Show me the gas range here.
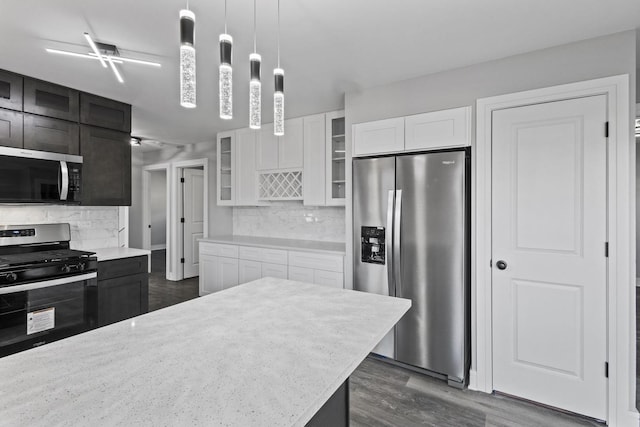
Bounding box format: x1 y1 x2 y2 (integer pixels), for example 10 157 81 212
0 224 97 289
0 223 98 357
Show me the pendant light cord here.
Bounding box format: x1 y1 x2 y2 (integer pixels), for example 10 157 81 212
253 0 257 53
224 0 227 34
277 0 280 67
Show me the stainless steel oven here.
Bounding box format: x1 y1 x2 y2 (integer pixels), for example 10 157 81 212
0 147 82 204
0 224 97 357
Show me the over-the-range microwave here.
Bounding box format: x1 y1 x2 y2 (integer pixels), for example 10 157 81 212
0 147 82 204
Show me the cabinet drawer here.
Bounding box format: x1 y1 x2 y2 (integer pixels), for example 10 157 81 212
24 114 79 155
288 251 344 272
288 266 314 283
261 248 287 265
24 78 79 122
262 263 288 279
80 92 131 132
238 246 261 261
98 255 148 281
314 270 344 289
200 242 239 258
0 109 23 148
0 70 23 111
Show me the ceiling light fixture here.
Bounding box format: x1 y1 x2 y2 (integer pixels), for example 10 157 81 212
46 35 161 83
249 0 261 129
273 0 284 136
219 0 233 120
179 7 197 108
84 32 107 68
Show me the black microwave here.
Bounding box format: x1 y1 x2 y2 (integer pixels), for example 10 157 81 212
0 147 82 204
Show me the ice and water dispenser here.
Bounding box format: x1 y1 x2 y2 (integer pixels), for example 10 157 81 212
361 226 385 264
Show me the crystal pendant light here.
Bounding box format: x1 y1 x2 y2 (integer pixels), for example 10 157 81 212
274 69 284 136
273 0 284 136
219 0 232 119
179 8 196 108
249 53 261 129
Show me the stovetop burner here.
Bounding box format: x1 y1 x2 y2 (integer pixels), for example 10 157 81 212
0 249 95 269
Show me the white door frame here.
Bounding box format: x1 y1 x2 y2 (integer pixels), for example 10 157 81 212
171 158 209 281
473 75 637 426
142 163 171 277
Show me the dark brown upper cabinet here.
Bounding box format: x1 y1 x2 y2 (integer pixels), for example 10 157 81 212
80 125 131 206
0 109 23 148
0 70 23 111
24 78 79 122
80 93 131 133
24 114 79 155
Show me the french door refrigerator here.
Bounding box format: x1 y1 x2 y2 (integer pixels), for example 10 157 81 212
353 148 470 387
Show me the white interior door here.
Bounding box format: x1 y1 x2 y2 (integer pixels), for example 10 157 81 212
183 168 204 279
491 95 608 420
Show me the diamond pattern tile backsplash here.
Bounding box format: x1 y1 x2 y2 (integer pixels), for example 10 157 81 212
0 206 119 250
233 203 345 242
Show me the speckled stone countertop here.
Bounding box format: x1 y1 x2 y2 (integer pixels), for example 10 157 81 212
0 277 410 426
200 235 346 255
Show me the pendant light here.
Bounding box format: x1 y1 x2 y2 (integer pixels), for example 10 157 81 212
219 0 232 119
179 6 196 108
249 0 261 129
273 0 284 136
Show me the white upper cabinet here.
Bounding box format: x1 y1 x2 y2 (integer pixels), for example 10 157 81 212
353 117 404 156
353 106 471 157
235 128 260 205
216 130 235 206
257 118 304 171
404 106 470 151
256 123 279 170
303 113 326 206
278 117 304 169
325 111 346 206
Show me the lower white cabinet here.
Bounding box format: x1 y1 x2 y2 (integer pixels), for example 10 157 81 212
200 254 239 295
239 259 262 283
262 262 288 279
199 241 344 295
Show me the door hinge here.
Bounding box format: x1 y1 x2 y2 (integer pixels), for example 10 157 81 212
180 177 185 183
605 122 609 138
180 258 185 264
180 218 185 223
605 362 609 378
489 259 492 268
605 242 609 258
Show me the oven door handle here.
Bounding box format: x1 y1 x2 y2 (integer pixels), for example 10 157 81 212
0 272 97 295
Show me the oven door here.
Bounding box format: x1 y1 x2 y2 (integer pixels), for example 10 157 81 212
0 147 82 204
0 272 97 357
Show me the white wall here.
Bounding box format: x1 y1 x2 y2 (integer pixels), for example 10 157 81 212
233 204 345 242
0 206 118 250
149 170 167 248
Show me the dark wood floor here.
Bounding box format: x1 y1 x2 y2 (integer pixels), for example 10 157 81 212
146 250 635 426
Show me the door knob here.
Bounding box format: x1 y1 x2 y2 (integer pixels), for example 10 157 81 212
496 260 507 270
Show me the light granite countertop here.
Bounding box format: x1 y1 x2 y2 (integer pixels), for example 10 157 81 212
90 247 151 262
200 235 346 255
0 277 410 426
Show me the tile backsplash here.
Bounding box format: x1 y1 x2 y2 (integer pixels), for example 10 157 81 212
233 203 346 242
0 206 119 250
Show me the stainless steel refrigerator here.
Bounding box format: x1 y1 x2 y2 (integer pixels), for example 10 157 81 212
353 149 470 387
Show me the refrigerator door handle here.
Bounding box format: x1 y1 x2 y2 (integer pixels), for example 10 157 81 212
393 189 402 294
386 190 395 297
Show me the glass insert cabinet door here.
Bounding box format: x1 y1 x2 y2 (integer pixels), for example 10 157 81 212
326 111 345 205
217 132 234 205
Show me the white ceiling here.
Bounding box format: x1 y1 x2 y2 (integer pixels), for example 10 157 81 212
1 0 639 146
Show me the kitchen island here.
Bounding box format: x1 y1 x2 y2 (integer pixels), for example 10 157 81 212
0 277 410 426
